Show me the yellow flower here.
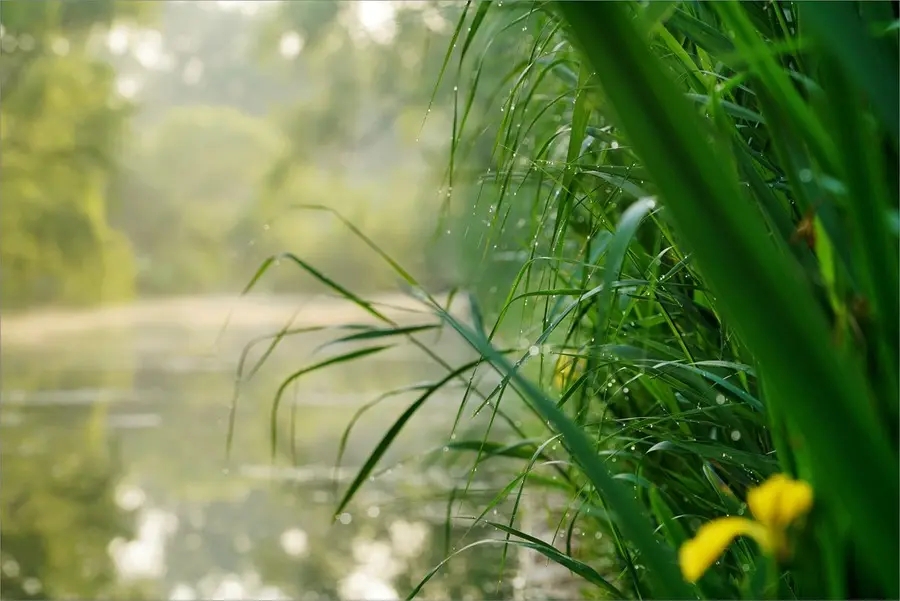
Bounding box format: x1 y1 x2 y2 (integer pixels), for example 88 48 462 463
678 473 814 583
553 354 585 389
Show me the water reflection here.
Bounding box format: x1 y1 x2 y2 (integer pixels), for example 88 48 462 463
2 403 139 600
1 296 553 600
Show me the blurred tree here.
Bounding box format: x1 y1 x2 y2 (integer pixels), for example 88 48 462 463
0 0 156 310
102 1 449 296
260 1 462 174
110 105 286 294
256 1 547 297
0 0 517 305
250 1 476 292
105 1 305 123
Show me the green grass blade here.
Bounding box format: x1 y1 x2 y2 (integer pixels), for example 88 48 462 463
226 324 325 460
313 324 440 353
595 197 657 337
798 2 900 148
553 3 898 594
270 345 392 459
486 521 628 598
333 360 483 520
431 294 694 599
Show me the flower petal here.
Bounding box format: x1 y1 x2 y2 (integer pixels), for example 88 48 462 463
679 517 767 583
747 474 814 530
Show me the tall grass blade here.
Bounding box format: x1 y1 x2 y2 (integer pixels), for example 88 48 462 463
270 345 392 459
553 4 898 593
431 294 693 599
333 359 491 520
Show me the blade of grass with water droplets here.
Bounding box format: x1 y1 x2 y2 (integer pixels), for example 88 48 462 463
553 4 898 592
430 294 693 599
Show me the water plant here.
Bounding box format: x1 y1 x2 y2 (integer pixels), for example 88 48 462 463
242 1 899 598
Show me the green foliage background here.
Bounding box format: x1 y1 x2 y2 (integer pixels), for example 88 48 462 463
0 0 149 309
0 1 477 311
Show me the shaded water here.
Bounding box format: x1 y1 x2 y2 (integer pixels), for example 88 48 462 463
1 295 574 600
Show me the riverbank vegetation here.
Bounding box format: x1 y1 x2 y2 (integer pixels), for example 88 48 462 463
255 2 899 599
3 1 898 599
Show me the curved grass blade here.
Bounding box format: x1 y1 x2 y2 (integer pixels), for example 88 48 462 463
226 324 325 460
313 324 440 354
333 360 483 520
487 521 628 599
554 4 899 592
243 253 386 321
435 439 550 462
430 293 693 599
595 197 658 337
240 244 505 433
405 537 620 601
270 345 392 459
333 381 436 498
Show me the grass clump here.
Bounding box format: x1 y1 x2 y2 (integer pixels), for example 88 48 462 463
239 2 899 599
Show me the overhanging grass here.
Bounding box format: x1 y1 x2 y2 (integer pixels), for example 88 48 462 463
241 2 899 599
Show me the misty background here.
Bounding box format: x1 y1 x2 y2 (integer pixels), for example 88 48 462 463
0 2 572 601
3 0 476 310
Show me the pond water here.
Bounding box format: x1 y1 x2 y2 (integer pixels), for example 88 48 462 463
1 295 575 601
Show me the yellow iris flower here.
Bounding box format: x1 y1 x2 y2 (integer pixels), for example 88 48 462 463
553 354 585 389
679 473 814 583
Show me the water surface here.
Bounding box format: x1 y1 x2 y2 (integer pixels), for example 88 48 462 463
1 295 574 600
